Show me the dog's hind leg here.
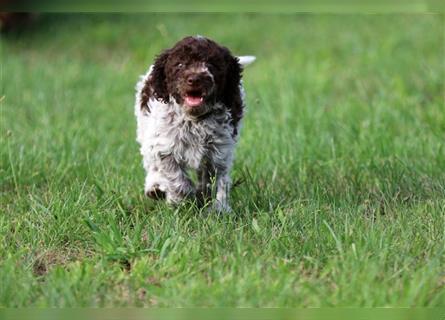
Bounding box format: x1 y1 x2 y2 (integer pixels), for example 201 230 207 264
199 163 232 213
196 158 215 207
214 171 232 213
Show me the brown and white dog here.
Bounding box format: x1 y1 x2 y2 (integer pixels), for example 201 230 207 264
135 36 255 212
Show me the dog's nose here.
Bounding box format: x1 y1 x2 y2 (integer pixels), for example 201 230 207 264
186 74 200 85
186 73 210 86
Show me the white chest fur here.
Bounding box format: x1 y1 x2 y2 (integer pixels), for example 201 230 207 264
136 99 235 171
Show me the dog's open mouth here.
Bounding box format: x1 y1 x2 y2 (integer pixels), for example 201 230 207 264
184 90 204 108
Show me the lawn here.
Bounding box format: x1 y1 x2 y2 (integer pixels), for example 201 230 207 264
1 13 444 307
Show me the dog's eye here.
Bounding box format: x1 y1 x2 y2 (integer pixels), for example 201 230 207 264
176 63 184 69
206 62 219 71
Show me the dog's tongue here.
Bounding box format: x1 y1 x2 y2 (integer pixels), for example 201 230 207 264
185 95 203 107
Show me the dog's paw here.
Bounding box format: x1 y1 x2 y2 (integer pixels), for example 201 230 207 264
211 201 232 214
145 185 166 200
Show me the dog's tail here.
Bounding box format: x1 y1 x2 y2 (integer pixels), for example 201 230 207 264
237 55 256 67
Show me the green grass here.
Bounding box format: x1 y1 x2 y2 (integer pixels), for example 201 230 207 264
1 13 444 307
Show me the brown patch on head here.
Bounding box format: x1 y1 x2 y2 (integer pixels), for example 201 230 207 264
139 36 244 134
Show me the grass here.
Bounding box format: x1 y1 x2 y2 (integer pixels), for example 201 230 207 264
0 13 444 307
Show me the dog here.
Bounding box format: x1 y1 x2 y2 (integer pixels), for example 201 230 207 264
134 35 255 212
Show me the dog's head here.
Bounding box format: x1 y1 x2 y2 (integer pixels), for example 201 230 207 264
141 36 248 118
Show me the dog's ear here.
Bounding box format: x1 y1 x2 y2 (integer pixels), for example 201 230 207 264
149 49 171 103
139 49 171 111
222 53 243 136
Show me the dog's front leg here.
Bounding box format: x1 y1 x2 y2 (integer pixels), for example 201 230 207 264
160 155 195 204
144 155 194 204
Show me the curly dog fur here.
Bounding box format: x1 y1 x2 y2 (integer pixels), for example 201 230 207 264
135 35 255 212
